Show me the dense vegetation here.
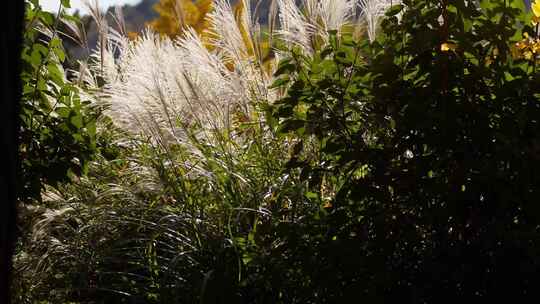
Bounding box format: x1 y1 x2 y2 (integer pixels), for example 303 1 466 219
19 0 98 202
13 0 540 303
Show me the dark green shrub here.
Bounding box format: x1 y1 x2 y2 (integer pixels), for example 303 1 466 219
266 0 540 301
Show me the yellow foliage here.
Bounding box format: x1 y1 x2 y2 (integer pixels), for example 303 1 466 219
510 11 540 62
233 0 255 56
513 32 540 62
232 0 275 73
532 0 540 18
149 0 213 38
440 42 457 52
127 31 139 41
149 0 275 74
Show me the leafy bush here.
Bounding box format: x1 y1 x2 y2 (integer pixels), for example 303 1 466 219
267 0 540 301
19 0 97 202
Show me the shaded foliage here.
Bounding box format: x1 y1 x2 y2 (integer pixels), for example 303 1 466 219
19 0 97 202
265 0 540 301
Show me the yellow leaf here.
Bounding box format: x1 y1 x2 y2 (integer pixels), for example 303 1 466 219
440 42 457 52
532 0 540 18
127 31 139 41
233 0 255 57
149 0 213 38
516 41 527 50
532 41 540 54
532 15 540 26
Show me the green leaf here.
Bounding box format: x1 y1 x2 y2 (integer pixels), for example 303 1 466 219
49 37 62 49
29 48 42 67
47 63 64 85
60 0 71 8
53 46 66 62
56 107 70 118
274 63 296 76
385 4 403 17
34 44 49 57
29 0 40 9
305 191 319 200
270 76 290 88
70 113 83 129
36 78 47 91
38 11 55 26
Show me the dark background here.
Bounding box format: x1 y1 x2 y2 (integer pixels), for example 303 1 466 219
0 0 23 303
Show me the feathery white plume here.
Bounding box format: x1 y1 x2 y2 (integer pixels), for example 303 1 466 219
358 0 397 42
277 0 315 53
81 0 399 147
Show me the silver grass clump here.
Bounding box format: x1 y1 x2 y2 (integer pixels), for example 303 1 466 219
80 0 272 147
93 30 188 143
276 0 395 54
81 0 398 147
358 0 397 42
277 0 316 53
318 0 356 33
209 0 252 61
